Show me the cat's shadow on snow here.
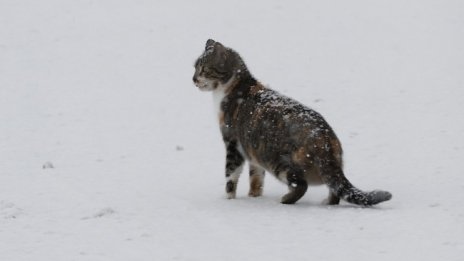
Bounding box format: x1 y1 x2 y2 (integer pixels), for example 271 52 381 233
225 195 390 210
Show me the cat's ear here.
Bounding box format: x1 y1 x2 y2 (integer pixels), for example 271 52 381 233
205 39 216 50
205 39 226 52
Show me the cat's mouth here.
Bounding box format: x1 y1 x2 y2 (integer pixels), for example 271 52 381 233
195 79 217 91
195 82 209 90
198 85 216 91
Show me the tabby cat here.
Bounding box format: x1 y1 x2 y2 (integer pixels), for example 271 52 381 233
193 39 392 205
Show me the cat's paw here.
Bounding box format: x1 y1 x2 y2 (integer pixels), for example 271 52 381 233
248 189 263 197
322 195 340 205
226 192 236 199
321 198 339 205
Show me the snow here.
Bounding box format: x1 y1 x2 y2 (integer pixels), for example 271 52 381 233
1 0 463 260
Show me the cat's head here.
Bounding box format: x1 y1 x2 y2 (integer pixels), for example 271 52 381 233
193 39 247 91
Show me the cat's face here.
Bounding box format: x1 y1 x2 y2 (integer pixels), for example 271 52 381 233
193 39 233 91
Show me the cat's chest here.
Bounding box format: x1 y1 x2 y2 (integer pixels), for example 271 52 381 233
212 88 227 118
212 88 245 128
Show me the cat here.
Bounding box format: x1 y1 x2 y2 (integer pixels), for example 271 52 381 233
193 39 392 206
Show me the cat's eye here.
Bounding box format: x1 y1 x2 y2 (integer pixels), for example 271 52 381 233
203 67 212 73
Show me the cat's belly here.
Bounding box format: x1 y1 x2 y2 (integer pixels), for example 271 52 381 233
237 141 324 186
236 141 271 172
305 167 325 186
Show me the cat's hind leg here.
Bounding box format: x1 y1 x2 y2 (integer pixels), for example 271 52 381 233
225 141 245 199
325 191 340 205
248 164 265 197
279 168 308 204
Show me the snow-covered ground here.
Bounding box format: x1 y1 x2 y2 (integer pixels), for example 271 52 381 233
1 0 463 260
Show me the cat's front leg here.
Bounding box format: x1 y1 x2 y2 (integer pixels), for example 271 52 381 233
225 140 245 199
249 164 265 197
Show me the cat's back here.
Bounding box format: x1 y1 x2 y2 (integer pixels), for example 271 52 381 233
236 85 330 138
228 84 340 165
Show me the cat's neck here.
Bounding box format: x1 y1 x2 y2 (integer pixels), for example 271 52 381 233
229 72 257 96
212 73 257 116
212 75 237 116
213 88 227 118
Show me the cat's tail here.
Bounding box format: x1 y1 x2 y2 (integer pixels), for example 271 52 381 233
319 157 392 206
335 180 392 206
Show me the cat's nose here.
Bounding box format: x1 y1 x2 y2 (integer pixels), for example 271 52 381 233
193 76 198 83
